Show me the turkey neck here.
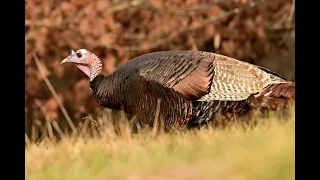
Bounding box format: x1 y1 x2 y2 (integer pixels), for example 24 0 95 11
88 58 103 81
89 73 126 112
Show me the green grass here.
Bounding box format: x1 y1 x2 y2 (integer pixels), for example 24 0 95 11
26 114 294 180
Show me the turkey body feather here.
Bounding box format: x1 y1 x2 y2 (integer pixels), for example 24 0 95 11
78 50 294 131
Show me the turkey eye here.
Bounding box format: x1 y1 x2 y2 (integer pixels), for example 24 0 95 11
76 52 82 58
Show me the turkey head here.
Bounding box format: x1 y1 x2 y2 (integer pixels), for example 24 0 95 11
61 49 102 81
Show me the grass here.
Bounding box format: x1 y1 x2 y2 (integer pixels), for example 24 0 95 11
26 111 295 180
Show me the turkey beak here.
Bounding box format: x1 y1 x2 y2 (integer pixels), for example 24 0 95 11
61 56 71 64
61 50 76 64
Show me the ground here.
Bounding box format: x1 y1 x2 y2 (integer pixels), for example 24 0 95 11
26 113 294 180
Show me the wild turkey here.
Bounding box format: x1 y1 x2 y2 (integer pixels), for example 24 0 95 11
61 49 295 131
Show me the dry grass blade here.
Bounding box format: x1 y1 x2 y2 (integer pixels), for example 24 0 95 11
34 119 46 137
31 123 37 143
81 118 90 137
83 116 102 132
152 98 161 137
32 52 77 134
34 99 54 140
25 19 52 27
25 133 31 147
147 0 232 15
90 121 98 138
51 120 65 139
286 1 295 27
128 115 138 133
189 36 198 51
106 0 149 14
46 117 54 141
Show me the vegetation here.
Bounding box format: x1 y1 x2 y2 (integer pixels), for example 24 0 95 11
26 110 294 180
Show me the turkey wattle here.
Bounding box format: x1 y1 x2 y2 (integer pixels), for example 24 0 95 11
61 49 295 131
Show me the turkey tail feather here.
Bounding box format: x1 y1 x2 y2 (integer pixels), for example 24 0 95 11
247 81 295 111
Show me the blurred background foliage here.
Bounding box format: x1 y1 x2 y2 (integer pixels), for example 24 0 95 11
25 0 295 140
